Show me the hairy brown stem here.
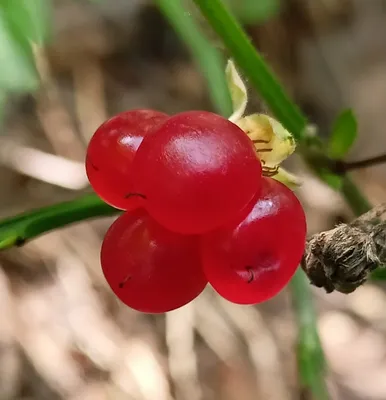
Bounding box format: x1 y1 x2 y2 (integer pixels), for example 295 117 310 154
302 204 386 293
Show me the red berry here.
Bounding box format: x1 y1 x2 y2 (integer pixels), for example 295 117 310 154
100 209 207 313
86 109 169 210
131 110 262 234
201 177 307 305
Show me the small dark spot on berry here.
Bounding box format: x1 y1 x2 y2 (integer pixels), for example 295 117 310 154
119 275 132 288
252 139 269 144
86 155 99 171
86 154 99 171
124 193 147 200
90 162 99 171
245 266 254 283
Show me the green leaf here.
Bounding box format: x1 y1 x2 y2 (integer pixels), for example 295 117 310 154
328 109 358 159
2 0 51 45
0 8 39 92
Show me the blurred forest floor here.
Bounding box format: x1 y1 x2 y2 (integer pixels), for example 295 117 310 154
2 0 386 399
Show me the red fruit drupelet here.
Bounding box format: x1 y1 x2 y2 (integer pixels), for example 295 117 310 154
86 109 169 210
201 177 307 305
100 209 208 313
131 110 263 234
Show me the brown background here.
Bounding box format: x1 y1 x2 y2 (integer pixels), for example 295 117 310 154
1 1 386 399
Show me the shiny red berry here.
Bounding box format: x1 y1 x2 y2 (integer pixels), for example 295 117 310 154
86 109 168 210
100 209 207 313
131 110 262 234
201 177 307 305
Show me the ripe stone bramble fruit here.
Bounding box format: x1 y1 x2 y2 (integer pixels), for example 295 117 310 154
86 109 169 210
201 177 307 304
101 209 208 313
131 110 263 234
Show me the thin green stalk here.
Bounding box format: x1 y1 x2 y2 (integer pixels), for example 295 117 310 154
191 0 370 218
0 194 119 250
342 175 371 216
192 0 307 139
157 0 233 117
291 270 329 399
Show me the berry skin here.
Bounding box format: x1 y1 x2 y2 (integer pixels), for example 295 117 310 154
100 209 207 313
86 109 169 210
201 177 307 305
131 110 263 234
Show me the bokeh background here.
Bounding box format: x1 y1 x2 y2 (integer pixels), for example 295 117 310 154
1 0 386 399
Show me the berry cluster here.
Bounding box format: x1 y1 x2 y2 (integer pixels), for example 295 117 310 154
86 109 307 313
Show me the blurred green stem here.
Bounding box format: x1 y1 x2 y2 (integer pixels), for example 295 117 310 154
192 0 307 138
292 269 329 399
341 176 371 216
0 194 118 250
157 0 233 117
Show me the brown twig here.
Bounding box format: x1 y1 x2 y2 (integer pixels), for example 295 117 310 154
302 203 386 294
334 153 386 174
